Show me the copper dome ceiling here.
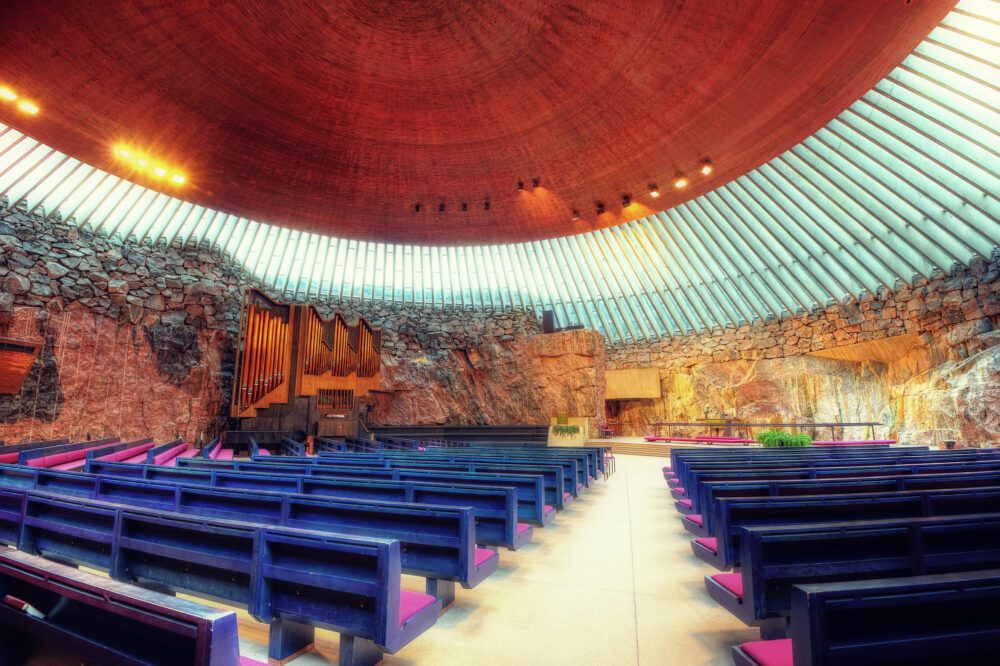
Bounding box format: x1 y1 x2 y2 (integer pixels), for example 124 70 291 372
0 0 955 244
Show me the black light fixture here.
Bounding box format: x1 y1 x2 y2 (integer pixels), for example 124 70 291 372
648 183 660 198
700 158 714 175
484 199 491 210
461 202 468 211
595 201 605 214
438 202 446 212
531 177 540 189
414 203 422 212
621 194 632 208
517 180 524 192
571 209 581 221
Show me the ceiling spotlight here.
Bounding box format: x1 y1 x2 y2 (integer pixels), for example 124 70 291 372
170 173 186 185
461 202 468 212
438 202 446 212
153 166 167 178
484 200 491 210
595 201 605 214
673 174 688 189
648 184 660 198
571 210 581 221
137 158 148 168
622 195 632 208
700 159 714 176
414 203 422 212
0 87 17 102
517 180 524 192
16 100 39 115
531 177 540 189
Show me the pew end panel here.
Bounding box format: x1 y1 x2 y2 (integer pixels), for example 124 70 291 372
253 528 441 665
20 492 118 572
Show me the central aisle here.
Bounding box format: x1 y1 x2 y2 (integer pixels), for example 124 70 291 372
233 454 758 665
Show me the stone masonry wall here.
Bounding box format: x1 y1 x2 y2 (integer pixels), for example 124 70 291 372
606 253 1000 444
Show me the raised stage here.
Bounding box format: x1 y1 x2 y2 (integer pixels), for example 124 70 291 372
586 437 760 458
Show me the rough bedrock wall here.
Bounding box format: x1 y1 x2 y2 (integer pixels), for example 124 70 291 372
0 201 245 443
607 253 1000 444
0 201 602 440
302 299 605 425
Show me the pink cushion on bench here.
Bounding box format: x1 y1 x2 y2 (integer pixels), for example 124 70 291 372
577 482 583 490
256 448 271 456
239 657 269 666
694 537 718 554
683 514 703 527
711 573 743 601
178 448 199 458
543 504 555 515
740 639 792 666
122 452 149 464
678 499 693 508
399 590 436 627
516 522 532 535
812 439 896 446
152 443 188 466
563 492 571 502
673 486 686 495
216 449 235 461
474 548 497 568
0 452 18 464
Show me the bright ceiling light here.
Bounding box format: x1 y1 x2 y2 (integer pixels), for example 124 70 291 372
700 160 714 176
153 166 167 178
170 173 186 185
16 100 39 115
673 174 688 189
0 87 17 102
648 184 660 198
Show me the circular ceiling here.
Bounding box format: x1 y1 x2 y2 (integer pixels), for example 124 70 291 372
0 0 954 244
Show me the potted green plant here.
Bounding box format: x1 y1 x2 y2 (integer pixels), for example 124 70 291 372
755 430 812 448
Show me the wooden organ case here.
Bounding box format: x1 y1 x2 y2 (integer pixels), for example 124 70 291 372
230 289 382 437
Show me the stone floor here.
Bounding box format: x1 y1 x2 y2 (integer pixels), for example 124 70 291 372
226 454 759 665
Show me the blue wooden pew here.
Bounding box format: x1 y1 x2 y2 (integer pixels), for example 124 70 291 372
9 468 499 603
9 490 441 665
732 569 1000 666
696 486 1000 570
707 512 1000 637
315 437 348 453
678 457 1000 512
0 549 240 665
3 463 532 551
686 469 1000 536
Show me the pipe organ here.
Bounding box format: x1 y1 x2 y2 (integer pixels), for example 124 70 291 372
230 289 381 419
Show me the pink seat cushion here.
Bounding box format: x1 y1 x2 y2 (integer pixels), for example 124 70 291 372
678 499 693 508
122 452 149 464
0 452 18 464
740 639 792 666
256 449 271 456
694 537 718 554
216 449 235 461
673 486 686 495
52 459 86 471
563 492 571 501
543 505 555 515
712 573 743 600
577 482 583 490
239 657 269 666
516 522 532 535
177 448 199 458
399 590 436 627
683 514 703 527
474 548 497 568
812 440 895 446
152 443 188 466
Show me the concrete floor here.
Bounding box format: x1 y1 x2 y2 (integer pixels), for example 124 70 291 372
231 454 759 665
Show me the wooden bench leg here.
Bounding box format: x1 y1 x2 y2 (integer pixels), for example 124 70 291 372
268 618 315 665
758 617 789 640
425 578 456 608
339 635 383 666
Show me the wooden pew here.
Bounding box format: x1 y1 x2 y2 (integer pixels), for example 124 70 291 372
8 490 440 665
731 569 1000 666
18 437 120 469
0 549 240 665
698 486 1000 570
707 512 1000 636
686 469 1000 536
0 438 70 464
677 456 1000 512
88 437 157 465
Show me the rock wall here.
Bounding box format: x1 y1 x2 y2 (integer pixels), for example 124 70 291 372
0 203 602 444
607 254 1000 445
